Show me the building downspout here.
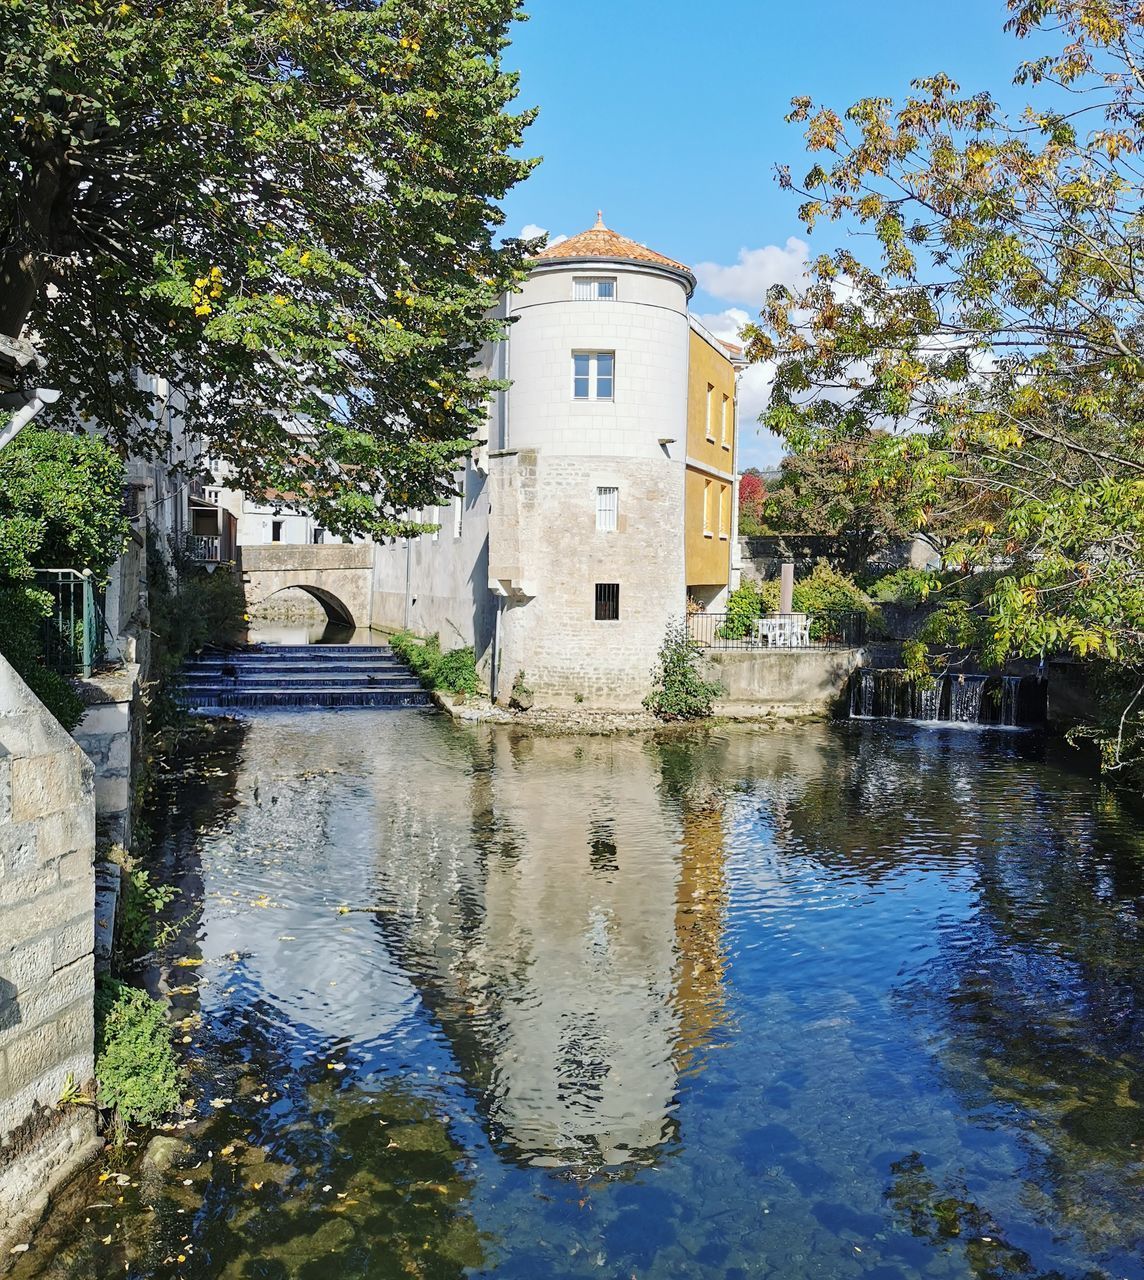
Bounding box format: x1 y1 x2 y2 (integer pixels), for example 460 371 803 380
491 594 503 704
403 537 412 630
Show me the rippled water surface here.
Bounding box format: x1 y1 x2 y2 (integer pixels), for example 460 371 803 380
15 714 1144 1279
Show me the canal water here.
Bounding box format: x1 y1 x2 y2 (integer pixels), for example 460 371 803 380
13 714 1144 1279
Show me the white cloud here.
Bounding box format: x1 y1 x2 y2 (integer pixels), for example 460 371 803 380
694 237 809 308
518 223 567 248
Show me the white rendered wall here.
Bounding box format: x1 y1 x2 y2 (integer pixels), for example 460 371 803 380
504 264 690 461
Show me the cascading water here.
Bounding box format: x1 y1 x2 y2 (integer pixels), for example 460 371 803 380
850 669 1039 727
177 644 433 712
949 674 988 723
851 668 876 718
914 676 945 722
1000 675 1022 727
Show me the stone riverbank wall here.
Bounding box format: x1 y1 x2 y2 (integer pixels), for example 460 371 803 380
0 656 100 1255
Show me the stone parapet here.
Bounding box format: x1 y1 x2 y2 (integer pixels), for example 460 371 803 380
0 656 98 1255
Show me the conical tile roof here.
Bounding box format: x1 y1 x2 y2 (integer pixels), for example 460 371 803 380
533 212 694 286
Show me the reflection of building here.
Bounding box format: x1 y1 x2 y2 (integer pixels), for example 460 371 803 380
370 215 745 709
370 727 729 1169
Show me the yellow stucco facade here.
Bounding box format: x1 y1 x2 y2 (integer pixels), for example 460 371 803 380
685 326 737 597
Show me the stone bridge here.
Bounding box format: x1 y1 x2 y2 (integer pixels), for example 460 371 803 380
239 543 374 629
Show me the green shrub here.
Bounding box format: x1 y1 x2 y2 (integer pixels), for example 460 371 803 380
118 861 179 955
719 581 767 639
0 584 84 729
434 646 480 695
149 553 247 667
389 631 481 695
644 620 723 720
868 567 937 605
94 978 181 1129
719 564 872 642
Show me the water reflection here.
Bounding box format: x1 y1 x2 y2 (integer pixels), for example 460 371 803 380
368 729 730 1168
242 619 364 645
12 715 1144 1279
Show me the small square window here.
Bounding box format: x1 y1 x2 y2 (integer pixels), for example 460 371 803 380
573 277 616 301
596 486 618 532
594 582 620 621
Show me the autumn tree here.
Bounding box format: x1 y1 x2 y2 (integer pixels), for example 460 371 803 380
760 435 952 567
747 0 1144 770
1 0 536 535
737 469 768 536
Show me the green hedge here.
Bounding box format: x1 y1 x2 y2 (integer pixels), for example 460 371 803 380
720 563 875 640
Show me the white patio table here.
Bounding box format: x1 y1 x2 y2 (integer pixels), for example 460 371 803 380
756 613 811 648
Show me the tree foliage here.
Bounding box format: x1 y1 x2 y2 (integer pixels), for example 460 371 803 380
1 0 536 535
0 427 128 728
762 435 936 565
747 0 1144 771
738 469 768 536
0 427 128 579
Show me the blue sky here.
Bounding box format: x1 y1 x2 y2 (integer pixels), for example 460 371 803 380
499 0 1044 467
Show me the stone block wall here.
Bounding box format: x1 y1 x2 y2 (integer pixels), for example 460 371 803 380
73 664 141 849
492 451 687 709
0 656 99 1254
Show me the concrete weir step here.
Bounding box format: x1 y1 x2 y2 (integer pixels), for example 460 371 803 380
177 642 433 712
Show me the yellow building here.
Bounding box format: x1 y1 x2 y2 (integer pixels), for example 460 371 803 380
685 320 744 608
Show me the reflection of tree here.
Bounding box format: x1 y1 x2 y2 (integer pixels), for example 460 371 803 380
893 768 1144 1257
885 1152 1095 1280
13 974 486 1280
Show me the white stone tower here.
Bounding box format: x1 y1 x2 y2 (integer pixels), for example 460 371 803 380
487 215 695 707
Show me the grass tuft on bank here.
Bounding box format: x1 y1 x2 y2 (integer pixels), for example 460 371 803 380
389 631 481 696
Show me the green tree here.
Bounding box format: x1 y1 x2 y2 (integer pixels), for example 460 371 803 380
1 0 536 535
762 435 940 568
747 0 1144 771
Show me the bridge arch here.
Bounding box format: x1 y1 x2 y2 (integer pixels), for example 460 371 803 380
239 544 374 633
260 585 355 627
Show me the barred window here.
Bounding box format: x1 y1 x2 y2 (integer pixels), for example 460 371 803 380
596 486 618 532
594 582 620 621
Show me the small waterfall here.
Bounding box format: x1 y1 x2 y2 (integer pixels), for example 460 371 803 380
914 675 945 722
850 669 1032 727
1000 675 1022 727
851 669 876 717
949 674 987 722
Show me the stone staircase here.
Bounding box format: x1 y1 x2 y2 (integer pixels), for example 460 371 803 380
177 644 433 711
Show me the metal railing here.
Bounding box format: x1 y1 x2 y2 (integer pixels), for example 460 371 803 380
185 533 221 562
689 609 868 652
33 568 108 678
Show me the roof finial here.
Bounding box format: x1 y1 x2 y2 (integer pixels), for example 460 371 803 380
594 209 605 228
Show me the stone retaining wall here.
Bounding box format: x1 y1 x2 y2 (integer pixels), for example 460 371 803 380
701 647 864 718
0 656 100 1255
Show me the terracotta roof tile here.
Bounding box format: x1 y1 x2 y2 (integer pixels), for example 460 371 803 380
533 212 693 280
